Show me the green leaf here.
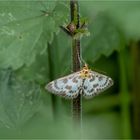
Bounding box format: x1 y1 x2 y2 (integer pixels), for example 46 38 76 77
80 1 140 40
0 68 41 128
0 1 69 69
16 52 50 85
82 13 124 62
108 2 140 40
15 32 71 84
73 28 90 39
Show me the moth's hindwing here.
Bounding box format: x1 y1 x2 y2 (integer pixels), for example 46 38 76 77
46 72 82 99
83 71 113 98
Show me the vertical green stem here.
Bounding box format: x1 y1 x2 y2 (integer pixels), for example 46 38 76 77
131 41 140 138
70 0 82 126
119 48 131 138
47 43 57 119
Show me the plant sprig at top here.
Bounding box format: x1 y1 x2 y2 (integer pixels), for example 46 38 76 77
45 64 113 99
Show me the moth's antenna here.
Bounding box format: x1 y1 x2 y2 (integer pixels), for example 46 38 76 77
76 45 87 67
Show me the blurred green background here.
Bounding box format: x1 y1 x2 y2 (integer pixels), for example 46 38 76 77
0 0 140 139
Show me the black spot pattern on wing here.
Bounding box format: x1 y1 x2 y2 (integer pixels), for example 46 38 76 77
83 71 114 99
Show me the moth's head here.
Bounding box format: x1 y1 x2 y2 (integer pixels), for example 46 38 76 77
80 64 91 78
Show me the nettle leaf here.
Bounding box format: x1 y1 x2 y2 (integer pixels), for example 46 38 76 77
107 2 140 40
17 33 71 85
0 1 69 69
80 1 140 40
82 13 124 62
16 52 50 85
0 68 41 128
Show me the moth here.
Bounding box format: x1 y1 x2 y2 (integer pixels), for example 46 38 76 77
45 64 113 99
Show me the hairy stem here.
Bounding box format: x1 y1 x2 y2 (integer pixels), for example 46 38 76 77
70 0 82 126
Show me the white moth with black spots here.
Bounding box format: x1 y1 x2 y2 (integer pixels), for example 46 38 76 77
45 64 113 99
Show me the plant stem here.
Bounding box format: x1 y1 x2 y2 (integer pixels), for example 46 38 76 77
47 43 57 119
119 48 131 138
131 41 140 138
70 0 82 126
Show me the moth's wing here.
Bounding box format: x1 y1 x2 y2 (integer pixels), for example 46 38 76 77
45 72 82 99
83 71 113 99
